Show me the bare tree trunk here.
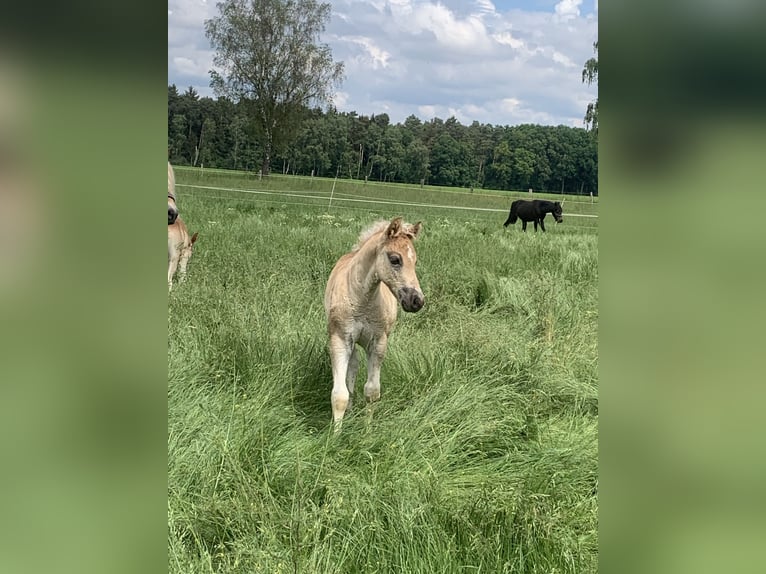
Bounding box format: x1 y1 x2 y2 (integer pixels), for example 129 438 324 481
367 140 380 179
194 122 205 167
357 143 363 179
261 153 270 176
261 128 272 176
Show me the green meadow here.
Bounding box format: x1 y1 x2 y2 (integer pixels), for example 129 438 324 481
168 168 598 573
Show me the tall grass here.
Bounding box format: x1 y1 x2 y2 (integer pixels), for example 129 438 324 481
168 172 598 573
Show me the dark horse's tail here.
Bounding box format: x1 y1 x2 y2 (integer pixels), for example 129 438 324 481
503 202 518 227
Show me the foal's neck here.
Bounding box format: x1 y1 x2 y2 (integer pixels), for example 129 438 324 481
350 234 384 299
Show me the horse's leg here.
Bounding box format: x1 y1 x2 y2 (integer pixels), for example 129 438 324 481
178 251 191 283
534 219 539 232
346 345 359 411
329 333 352 429
168 250 180 291
540 217 546 232
364 335 388 404
522 220 528 232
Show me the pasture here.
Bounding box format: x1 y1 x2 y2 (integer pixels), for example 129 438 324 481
168 169 598 573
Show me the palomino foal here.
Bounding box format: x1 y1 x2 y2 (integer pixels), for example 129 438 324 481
324 217 424 430
167 161 198 290
168 217 198 290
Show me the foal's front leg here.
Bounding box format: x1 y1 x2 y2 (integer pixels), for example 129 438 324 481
539 217 546 232
168 250 180 291
178 251 192 283
346 346 359 411
364 335 388 404
329 333 353 429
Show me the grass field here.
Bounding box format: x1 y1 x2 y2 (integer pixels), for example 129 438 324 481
168 169 598 573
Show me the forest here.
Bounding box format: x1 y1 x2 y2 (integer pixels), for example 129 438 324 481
168 84 598 195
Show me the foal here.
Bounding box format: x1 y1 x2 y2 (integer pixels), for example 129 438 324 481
324 217 424 430
168 217 198 290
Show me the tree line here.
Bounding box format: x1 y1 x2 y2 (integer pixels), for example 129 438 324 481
168 84 598 195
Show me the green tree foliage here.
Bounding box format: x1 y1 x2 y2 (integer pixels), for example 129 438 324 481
169 114 188 165
582 41 598 136
205 0 344 175
167 86 599 195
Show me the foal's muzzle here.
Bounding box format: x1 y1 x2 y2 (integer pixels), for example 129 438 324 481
554 215 563 223
398 287 424 313
168 205 178 225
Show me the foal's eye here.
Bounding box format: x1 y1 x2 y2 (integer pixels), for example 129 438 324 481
388 253 402 267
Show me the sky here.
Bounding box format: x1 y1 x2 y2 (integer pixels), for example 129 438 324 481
168 0 598 128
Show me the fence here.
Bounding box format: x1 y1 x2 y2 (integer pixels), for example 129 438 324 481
174 167 599 226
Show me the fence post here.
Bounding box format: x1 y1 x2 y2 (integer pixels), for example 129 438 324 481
329 166 340 208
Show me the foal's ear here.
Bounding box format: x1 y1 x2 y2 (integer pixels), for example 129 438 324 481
387 217 403 238
191 232 199 244
410 221 422 238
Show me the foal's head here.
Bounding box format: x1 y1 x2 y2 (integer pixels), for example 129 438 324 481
168 194 178 225
376 217 424 313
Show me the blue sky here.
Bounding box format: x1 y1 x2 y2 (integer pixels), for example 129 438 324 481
168 0 598 127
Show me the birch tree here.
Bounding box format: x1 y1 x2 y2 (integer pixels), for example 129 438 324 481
205 0 344 175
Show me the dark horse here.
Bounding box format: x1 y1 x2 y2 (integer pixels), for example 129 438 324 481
503 199 563 232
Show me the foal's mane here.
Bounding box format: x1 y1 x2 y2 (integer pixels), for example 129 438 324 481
352 219 418 251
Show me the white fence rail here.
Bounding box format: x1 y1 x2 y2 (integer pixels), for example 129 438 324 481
178 183 599 219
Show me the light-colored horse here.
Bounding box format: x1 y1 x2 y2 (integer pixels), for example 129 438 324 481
167 162 199 290
168 162 179 224
168 217 198 290
324 217 424 429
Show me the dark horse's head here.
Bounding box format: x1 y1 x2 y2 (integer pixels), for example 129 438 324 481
168 194 178 225
552 201 563 223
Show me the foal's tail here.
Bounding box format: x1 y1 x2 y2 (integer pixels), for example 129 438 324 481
503 202 518 227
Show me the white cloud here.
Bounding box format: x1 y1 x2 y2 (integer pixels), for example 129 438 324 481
552 50 576 67
500 98 521 112
473 0 496 15
555 0 583 20
173 56 211 78
386 1 491 53
332 91 350 109
418 104 437 118
167 0 219 94
167 0 598 126
337 36 391 69
493 31 524 50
